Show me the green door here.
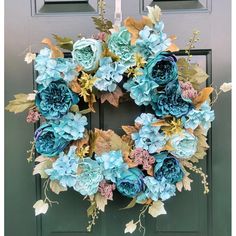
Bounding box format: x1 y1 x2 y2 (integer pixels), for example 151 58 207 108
5 0 231 236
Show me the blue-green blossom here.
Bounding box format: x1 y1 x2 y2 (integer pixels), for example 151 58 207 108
136 21 171 59
72 38 102 72
35 123 69 157
116 168 145 198
169 130 198 159
154 152 184 184
123 73 159 106
73 158 103 196
131 113 167 153
45 146 79 187
35 48 77 87
108 27 135 66
94 57 126 92
182 101 215 134
52 112 88 141
95 150 128 183
35 80 78 120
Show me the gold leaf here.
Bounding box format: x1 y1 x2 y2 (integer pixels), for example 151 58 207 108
124 16 153 45
100 86 123 107
193 87 214 108
41 38 64 58
122 125 138 135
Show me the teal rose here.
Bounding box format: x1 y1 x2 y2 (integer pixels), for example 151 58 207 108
108 27 135 66
145 52 178 85
35 123 69 157
116 168 145 198
169 130 198 159
72 38 102 72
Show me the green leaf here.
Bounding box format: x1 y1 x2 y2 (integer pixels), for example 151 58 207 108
5 93 35 113
87 202 96 217
92 17 113 34
121 198 136 210
52 34 74 51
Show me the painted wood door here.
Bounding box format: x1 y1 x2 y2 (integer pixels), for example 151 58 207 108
5 0 231 236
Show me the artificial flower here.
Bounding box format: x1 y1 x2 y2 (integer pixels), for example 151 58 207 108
116 168 145 198
72 38 102 72
45 146 79 187
179 80 198 100
26 109 40 123
52 112 88 141
94 57 126 92
34 123 69 157
35 80 78 120
98 180 116 200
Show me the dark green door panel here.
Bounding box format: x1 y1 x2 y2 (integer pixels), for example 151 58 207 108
5 0 231 236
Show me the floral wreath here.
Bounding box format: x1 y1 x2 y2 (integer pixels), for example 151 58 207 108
6 3 231 235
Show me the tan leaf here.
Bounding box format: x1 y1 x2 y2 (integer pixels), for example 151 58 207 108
33 200 49 216
122 125 138 135
33 159 53 178
166 35 179 52
148 200 167 218
50 180 67 194
147 5 161 24
176 173 193 192
95 192 108 212
124 16 153 45
100 86 123 107
124 220 137 234
24 52 36 64
191 64 209 85
193 87 214 108
220 82 232 92
41 38 64 58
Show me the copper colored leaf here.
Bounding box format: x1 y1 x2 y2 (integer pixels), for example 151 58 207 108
193 87 214 108
122 125 138 135
100 86 123 107
41 38 64 58
166 35 179 52
124 16 153 45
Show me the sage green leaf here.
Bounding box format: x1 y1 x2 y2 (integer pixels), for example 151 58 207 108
53 34 74 51
92 17 113 34
87 202 96 217
121 198 136 210
5 93 35 113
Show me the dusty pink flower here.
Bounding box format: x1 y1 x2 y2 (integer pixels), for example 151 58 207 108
99 180 116 200
130 148 155 170
92 32 106 42
179 81 198 100
26 110 41 123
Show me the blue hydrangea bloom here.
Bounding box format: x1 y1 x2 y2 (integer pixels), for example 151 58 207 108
123 73 159 106
154 152 184 184
52 112 87 141
45 146 79 187
182 101 215 134
131 113 167 153
35 80 79 120
136 21 171 59
35 48 77 87
169 130 198 159
94 57 126 92
116 168 145 198
73 158 103 196
151 80 193 118
108 27 135 67
95 150 128 183
143 176 176 201
35 123 69 157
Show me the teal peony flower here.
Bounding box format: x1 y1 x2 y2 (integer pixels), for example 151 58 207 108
154 152 184 184
72 38 102 72
94 57 126 92
136 21 171 59
151 80 193 118
123 73 159 106
169 130 198 159
34 123 69 157
73 158 103 196
35 80 78 120
52 112 88 141
131 113 167 154
95 150 128 183
182 101 215 134
35 47 77 87
145 52 178 86
45 146 79 187
116 168 145 198
143 176 176 201
108 27 135 66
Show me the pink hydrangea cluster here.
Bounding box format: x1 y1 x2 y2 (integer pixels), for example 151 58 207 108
130 148 155 170
99 180 116 200
26 109 41 123
179 81 198 100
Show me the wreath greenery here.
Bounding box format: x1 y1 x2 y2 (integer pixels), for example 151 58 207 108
6 3 231 235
